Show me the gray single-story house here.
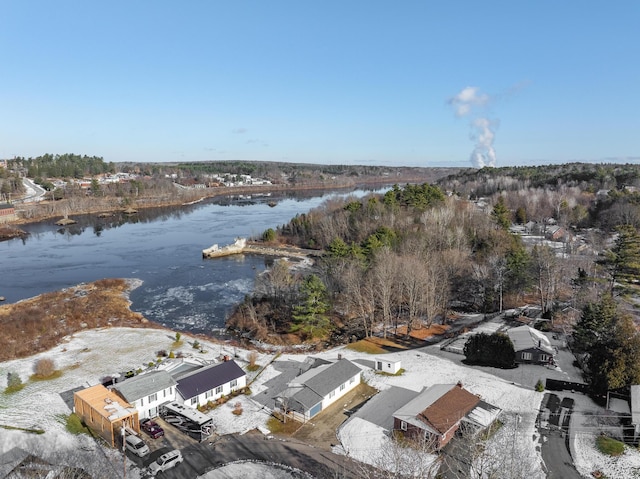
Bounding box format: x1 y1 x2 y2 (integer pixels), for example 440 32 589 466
275 358 362 422
507 325 555 365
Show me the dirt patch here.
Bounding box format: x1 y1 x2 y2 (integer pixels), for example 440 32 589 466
287 383 377 450
0 278 158 361
395 323 449 340
346 336 409 354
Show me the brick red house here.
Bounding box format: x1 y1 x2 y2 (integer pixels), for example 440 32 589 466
0 203 15 223
393 383 500 450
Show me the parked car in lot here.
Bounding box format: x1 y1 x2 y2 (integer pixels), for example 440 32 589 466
141 418 165 439
148 450 183 475
124 434 150 457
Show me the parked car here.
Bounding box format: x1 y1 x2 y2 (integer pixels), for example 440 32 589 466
124 434 150 457
141 419 165 439
148 450 183 475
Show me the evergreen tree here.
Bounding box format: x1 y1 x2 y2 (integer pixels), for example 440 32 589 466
464 332 515 368
599 224 640 292
291 275 330 338
575 295 640 396
491 196 511 229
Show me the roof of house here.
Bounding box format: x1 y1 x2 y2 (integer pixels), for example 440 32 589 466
113 370 177 403
284 359 362 411
74 384 138 422
631 385 640 425
394 383 481 435
464 399 502 428
349 386 420 431
176 360 245 400
506 325 554 355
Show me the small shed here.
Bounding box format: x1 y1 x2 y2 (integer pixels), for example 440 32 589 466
375 356 402 375
73 384 140 447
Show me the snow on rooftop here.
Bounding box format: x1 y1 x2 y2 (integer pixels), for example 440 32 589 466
2 327 640 478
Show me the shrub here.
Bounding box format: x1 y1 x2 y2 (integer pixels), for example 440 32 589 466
247 351 260 371
262 228 276 242
596 434 625 456
192 340 200 350
232 401 243 416
535 379 545 392
168 351 175 359
175 332 181 342
5 372 25 394
34 358 56 378
64 413 90 435
463 333 516 368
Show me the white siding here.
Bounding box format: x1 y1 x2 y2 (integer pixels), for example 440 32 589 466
321 371 361 410
185 376 247 407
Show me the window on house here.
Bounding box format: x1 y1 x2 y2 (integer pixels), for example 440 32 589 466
540 354 549 362
140 397 144 406
205 390 213 399
522 352 532 360
215 385 223 394
350 376 355 384
401 421 407 431
340 383 345 391
329 390 335 399
148 393 157 403
191 397 198 406
230 379 237 389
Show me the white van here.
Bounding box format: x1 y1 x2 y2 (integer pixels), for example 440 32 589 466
124 433 150 457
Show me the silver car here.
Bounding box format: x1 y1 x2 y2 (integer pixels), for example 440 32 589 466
124 434 150 457
148 450 183 475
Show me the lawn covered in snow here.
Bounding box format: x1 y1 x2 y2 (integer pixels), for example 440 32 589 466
2 326 640 478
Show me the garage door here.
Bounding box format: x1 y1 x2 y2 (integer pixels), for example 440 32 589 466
309 402 322 418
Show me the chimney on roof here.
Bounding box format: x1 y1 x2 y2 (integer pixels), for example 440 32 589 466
338 353 342 360
456 381 463 388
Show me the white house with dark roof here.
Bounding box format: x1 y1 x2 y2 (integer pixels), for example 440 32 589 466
275 358 362 422
176 359 246 407
111 370 177 420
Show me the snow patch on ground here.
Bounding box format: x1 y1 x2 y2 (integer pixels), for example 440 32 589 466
2 327 640 478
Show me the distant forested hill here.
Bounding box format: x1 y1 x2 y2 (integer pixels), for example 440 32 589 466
10 154 115 179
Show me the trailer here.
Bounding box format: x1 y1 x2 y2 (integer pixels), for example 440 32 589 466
160 401 213 442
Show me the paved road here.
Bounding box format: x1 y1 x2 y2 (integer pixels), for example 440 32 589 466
540 429 582 479
145 432 366 479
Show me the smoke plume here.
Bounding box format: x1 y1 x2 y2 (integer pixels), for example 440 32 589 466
449 86 497 168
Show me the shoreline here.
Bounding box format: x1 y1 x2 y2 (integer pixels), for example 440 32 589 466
7 178 404 227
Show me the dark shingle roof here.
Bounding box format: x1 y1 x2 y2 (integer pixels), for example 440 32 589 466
288 359 361 411
176 360 245 400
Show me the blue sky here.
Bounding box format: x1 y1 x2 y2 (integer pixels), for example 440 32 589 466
1 1 638 168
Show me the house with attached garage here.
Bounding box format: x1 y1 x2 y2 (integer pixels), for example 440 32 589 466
393 382 501 450
275 358 362 422
111 370 177 419
506 325 555 365
175 359 246 407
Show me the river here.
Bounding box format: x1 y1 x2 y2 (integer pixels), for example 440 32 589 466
2 188 383 335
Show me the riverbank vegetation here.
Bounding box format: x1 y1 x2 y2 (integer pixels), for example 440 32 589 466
0 278 153 361
228 163 640 401
2 155 458 226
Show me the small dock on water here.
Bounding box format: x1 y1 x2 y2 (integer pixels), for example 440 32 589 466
202 238 321 259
